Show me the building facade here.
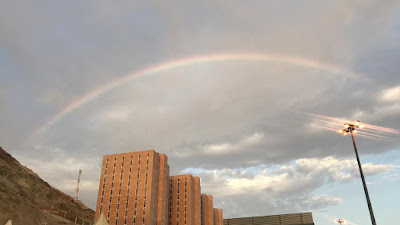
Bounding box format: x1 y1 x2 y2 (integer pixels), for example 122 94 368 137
223 213 314 225
201 194 213 225
213 208 223 225
95 150 169 225
168 175 201 225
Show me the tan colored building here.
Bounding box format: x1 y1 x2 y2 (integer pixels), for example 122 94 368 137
213 208 223 225
201 194 213 225
95 150 169 225
222 212 314 225
168 175 201 225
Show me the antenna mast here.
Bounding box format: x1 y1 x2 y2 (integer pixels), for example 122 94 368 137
74 169 82 202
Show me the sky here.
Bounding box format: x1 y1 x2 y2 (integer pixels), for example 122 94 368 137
1 1 400 225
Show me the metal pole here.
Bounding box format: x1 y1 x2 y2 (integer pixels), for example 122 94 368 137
350 132 377 225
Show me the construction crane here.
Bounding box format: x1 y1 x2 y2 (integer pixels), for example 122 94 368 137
74 169 82 202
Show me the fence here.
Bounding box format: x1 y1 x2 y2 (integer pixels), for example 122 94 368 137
39 206 93 225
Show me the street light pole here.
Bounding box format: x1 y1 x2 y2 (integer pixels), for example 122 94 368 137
350 131 377 225
337 121 377 225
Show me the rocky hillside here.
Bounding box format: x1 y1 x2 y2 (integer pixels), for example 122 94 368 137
0 147 95 225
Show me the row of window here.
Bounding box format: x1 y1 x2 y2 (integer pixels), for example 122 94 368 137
123 156 133 225
169 177 190 225
115 156 126 225
133 154 142 225
107 157 117 220
100 153 157 225
142 155 150 224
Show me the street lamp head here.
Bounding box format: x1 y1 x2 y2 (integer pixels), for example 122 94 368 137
336 218 345 224
338 121 365 136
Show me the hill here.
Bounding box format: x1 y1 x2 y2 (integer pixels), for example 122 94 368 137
0 147 95 225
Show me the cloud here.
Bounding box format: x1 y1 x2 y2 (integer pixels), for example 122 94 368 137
203 132 265 155
380 86 400 102
361 163 391 175
219 156 390 196
185 155 393 217
95 107 133 121
1 0 400 221
302 195 343 208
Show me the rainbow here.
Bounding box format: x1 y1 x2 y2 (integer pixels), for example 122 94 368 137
32 52 369 138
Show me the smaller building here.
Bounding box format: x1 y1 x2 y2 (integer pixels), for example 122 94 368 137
169 174 201 225
201 194 213 225
223 212 314 225
213 208 223 225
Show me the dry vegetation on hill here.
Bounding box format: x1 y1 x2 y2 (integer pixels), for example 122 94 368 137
0 147 95 225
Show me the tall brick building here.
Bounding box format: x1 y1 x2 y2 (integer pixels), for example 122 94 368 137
95 150 223 225
95 150 169 225
169 175 201 225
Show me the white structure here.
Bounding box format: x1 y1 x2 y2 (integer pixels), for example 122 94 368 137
94 212 109 225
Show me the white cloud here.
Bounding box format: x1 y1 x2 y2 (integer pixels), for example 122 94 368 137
203 132 265 155
190 155 395 217
195 156 392 199
204 143 232 154
242 132 264 144
380 86 400 102
102 108 132 120
92 107 133 121
361 163 391 175
174 132 267 158
303 195 343 207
